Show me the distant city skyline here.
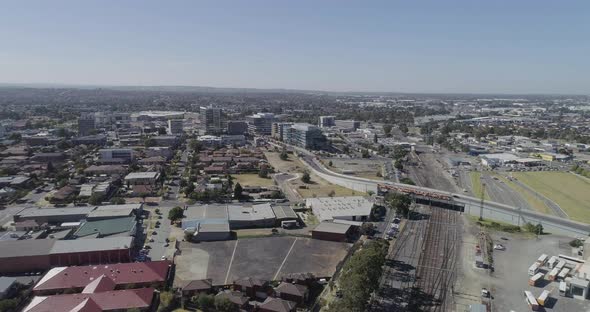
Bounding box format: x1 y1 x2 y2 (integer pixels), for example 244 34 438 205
1 0 589 94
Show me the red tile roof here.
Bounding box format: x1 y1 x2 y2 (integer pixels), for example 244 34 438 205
34 261 170 293
81 275 116 294
25 288 154 312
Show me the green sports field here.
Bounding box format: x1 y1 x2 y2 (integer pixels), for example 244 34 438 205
512 172 590 223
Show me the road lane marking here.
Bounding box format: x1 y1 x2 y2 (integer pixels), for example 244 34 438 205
273 237 298 280
224 240 239 284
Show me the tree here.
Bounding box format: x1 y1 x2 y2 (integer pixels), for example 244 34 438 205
399 123 409 134
535 223 544 235
393 146 409 160
56 127 71 138
394 159 403 170
110 197 125 205
328 190 336 197
360 222 375 236
258 166 269 178
193 293 215 312
361 149 370 158
184 182 195 195
8 133 22 143
234 183 243 199
189 139 201 152
88 193 104 205
280 149 289 161
385 193 411 216
326 240 388 312
168 206 184 221
301 171 311 184
399 177 415 185
56 140 72 150
383 124 393 137
144 137 156 148
0 299 18 312
328 160 333 167
214 297 237 312
47 161 55 173
158 291 175 312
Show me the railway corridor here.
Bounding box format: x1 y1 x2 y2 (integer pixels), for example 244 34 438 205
411 207 461 312
370 206 461 312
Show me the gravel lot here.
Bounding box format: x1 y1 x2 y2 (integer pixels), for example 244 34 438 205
454 217 590 312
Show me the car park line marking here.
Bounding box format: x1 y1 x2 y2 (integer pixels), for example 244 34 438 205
273 238 298 281
224 240 239 284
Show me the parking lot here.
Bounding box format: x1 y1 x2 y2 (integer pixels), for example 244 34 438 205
174 236 350 287
455 218 590 312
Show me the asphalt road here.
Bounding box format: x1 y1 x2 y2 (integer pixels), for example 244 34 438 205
273 172 300 202
481 173 532 211
287 145 590 237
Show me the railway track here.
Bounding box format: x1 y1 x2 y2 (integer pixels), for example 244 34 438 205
411 207 460 311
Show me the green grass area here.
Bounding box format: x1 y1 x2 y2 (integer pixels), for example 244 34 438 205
354 173 384 181
466 215 535 236
469 172 490 200
493 174 552 215
512 172 590 223
298 184 365 198
232 173 275 187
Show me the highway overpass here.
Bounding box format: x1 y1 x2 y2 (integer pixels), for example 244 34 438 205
293 152 590 238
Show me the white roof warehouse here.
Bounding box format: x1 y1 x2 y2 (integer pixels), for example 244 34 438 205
305 196 373 222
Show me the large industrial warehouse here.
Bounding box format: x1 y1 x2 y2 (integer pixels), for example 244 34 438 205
0 237 133 274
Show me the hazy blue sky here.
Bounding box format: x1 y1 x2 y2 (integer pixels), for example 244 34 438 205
1 1 589 94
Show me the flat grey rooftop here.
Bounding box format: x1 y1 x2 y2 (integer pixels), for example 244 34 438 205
313 222 352 234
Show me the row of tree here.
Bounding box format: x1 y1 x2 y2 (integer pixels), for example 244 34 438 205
326 239 389 312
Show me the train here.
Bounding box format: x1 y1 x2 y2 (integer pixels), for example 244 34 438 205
377 183 452 201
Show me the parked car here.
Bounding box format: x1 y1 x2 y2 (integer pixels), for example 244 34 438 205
494 244 505 250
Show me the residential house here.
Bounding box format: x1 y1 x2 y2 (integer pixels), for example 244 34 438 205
233 277 270 299
181 279 213 297
274 282 309 305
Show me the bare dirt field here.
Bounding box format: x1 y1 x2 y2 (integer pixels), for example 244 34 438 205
265 151 362 198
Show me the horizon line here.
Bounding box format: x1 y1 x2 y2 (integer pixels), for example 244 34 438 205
0 82 587 97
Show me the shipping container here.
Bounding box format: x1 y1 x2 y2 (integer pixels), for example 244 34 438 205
558 268 570 280
537 254 548 265
524 290 539 311
548 267 560 281
547 256 558 268
528 262 540 276
559 281 568 297
529 272 544 286
556 260 566 270
537 290 550 306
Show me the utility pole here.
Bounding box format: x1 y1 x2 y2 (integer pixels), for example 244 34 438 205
479 181 486 221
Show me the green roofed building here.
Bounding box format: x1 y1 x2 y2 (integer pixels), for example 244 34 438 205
74 217 137 238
